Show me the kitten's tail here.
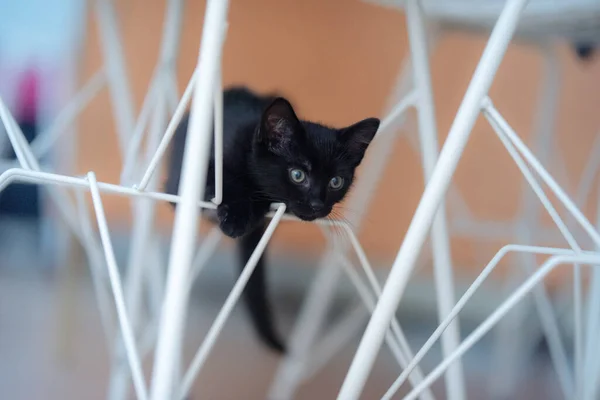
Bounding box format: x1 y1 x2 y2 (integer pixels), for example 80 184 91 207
239 222 286 353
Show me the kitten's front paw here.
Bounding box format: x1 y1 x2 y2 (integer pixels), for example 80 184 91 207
217 203 252 238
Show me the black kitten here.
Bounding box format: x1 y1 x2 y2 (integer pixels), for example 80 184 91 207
165 87 379 352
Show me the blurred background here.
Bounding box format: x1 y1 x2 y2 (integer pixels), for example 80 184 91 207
1 0 600 399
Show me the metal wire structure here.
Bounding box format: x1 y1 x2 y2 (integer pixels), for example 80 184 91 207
3 0 600 399
336 1 600 400
269 1 600 400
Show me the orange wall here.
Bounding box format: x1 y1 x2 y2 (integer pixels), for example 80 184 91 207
76 0 600 277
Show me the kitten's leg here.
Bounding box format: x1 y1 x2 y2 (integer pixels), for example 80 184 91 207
217 199 269 238
239 222 286 352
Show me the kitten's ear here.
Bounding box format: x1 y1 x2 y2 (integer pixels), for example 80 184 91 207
259 97 302 153
340 118 380 165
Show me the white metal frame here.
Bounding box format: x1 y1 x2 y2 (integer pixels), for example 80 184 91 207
3 0 600 399
337 1 600 399
269 1 468 398
1 0 401 399
338 0 529 396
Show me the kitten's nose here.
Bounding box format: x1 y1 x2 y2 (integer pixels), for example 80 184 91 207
310 200 324 211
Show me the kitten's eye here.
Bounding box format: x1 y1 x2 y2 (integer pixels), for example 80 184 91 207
329 176 344 190
289 168 306 184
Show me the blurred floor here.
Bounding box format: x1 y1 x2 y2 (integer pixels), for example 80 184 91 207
0 223 562 400
0 276 562 399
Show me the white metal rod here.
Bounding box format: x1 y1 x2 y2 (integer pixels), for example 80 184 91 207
0 108 120 354
402 254 600 400
121 0 184 185
266 62 415 396
338 255 435 400
157 0 184 65
561 136 600 382
338 2 528 397
344 58 414 231
266 64 418 399
109 95 170 400
487 268 534 399
583 157 600 400
120 77 160 184
406 2 464 398
0 168 215 209
581 156 600 397
487 104 580 398
146 236 166 321
490 43 564 397
0 97 33 169
48 186 123 348
1 96 124 365
267 251 344 400
115 6 185 391
526 266 573 399
486 107 582 248
189 227 222 286
139 313 160 361
271 57 410 395
403 117 474 225
588 182 600 400
14 120 41 171
87 172 148 400
134 228 221 365
267 68 418 400
179 204 286 399
121 239 166 371
129 97 168 310
489 90 595 389
487 44 563 398
483 100 600 248
377 90 417 136
166 72 180 115
382 245 590 399
94 0 136 155
113 8 194 389
340 224 434 399
31 69 107 158
0 110 159 400
303 303 367 382
575 130 600 208
585 287 600 397
136 68 198 191
149 0 230 397
213 69 223 204
74 189 115 346
339 256 411 366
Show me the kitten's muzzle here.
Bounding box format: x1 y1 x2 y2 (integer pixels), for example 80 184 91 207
292 204 331 221
295 213 319 221
309 199 325 212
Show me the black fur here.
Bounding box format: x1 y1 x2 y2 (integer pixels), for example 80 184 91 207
239 222 285 351
165 87 379 352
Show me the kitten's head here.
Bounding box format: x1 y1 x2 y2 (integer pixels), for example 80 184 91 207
252 97 379 221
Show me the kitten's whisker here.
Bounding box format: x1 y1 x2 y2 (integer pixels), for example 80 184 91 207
333 205 375 228
335 205 364 214
324 213 348 240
